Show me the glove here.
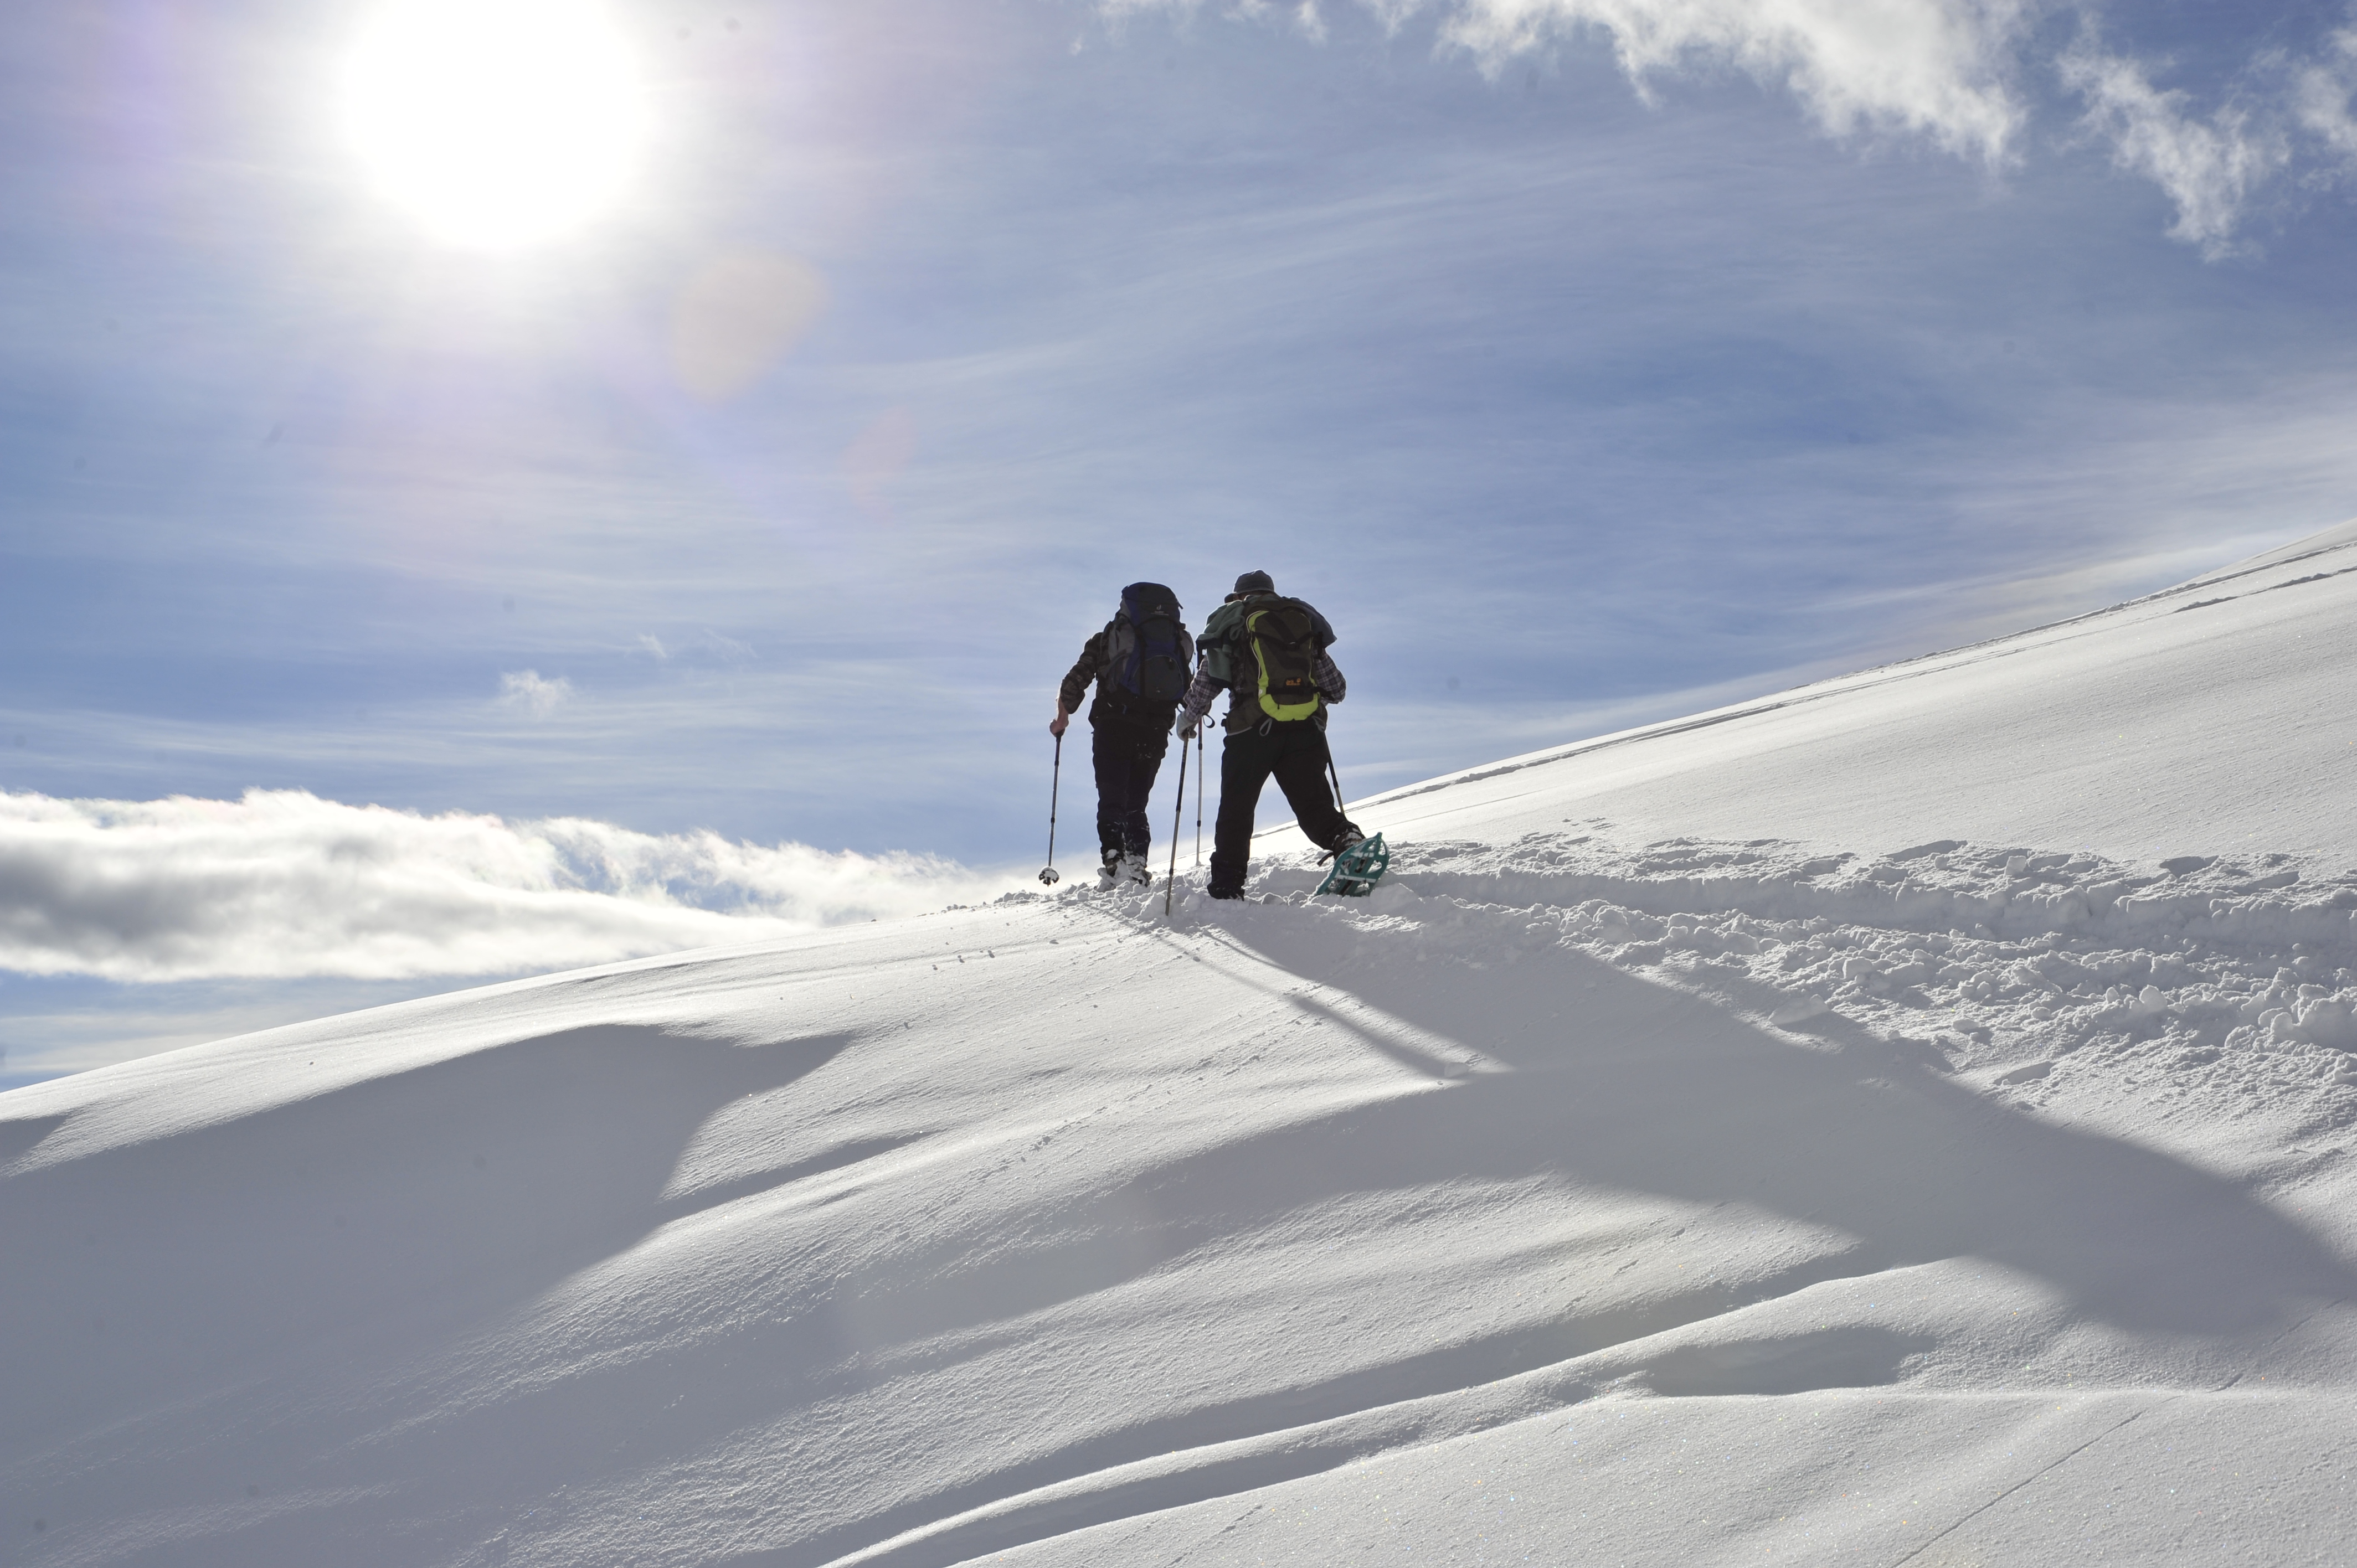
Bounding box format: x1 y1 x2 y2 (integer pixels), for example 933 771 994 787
1175 711 1201 741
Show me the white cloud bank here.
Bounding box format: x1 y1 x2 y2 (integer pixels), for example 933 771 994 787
0 790 1020 983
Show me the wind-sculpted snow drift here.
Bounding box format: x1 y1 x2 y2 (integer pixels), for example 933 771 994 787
8 527 2357 1567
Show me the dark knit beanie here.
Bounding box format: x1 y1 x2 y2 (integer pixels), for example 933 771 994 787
1232 570 1275 595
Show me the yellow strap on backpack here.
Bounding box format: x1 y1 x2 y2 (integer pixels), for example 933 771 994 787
1246 606 1322 721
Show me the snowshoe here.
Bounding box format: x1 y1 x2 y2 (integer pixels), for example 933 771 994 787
1315 832 1389 896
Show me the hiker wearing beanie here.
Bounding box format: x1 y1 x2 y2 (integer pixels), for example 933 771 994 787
1177 570 1362 899
1054 582 1195 888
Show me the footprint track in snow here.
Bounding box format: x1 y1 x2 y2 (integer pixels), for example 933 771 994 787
1038 829 2357 1162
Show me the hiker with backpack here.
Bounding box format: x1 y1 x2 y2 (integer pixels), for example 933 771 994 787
1053 582 1195 888
1176 571 1363 900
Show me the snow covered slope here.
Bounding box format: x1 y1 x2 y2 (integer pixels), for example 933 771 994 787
1366 515 2357 859
8 527 2357 1567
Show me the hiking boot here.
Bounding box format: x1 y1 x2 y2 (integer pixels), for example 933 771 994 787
1117 853 1152 887
1207 883 1245 900
1096 848 1124 890
1323 824 1366 860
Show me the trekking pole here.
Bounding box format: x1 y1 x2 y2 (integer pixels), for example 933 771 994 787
1195 733 1204 866
1166 729 1190 916
1038 733 1063 885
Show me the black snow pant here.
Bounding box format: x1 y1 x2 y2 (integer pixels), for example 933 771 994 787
1208 719 1357 895
1092 718 1169 860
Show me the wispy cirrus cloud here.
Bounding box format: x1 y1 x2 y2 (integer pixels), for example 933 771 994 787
498 669 575 717
1435 0 2034 160
2060 43 2285 256
0 790 1018 983
2293 24 2357 174
1105 0 2357 252
1109 0 2034 158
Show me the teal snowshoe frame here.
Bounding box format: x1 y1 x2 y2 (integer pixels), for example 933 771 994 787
1315 832 1389 896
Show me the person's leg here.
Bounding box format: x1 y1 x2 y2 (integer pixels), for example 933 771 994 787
1120 728 1170 858
1208 726 1277 893
1269 725 1356 850
1090 724 1126 865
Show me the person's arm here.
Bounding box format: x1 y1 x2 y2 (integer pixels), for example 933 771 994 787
1175 663 1222 737
1313 649 1346 705
1054 629 1109 735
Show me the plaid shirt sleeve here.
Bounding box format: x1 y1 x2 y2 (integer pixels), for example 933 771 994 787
1314 651 1346 704
1058 628 1110 712
1179 665 1221 726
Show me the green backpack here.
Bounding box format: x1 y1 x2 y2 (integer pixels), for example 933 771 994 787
1239 595 1322 721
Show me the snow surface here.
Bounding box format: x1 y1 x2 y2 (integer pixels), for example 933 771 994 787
9 525 2357 1566
1362 516 2357 859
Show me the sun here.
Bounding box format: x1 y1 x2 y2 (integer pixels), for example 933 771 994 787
340 0 648 249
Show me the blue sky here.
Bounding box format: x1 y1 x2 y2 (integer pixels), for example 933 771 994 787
8 0 2357 1080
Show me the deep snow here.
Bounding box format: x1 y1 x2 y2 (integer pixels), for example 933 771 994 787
8 525 2357 1566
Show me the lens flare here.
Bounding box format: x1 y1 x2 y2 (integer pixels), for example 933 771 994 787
341 0 647 248
670 252 831 402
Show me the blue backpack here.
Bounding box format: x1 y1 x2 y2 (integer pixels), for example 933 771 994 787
1116 582 1190 704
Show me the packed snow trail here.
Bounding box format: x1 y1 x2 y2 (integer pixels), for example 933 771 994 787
8 524 2357 1567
